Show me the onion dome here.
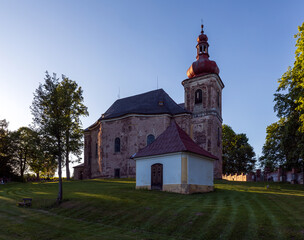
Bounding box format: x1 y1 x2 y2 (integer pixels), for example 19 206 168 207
186 24 219 78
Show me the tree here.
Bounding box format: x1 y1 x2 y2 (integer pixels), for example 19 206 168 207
0 119 14 178
261 23 304 174
10 127 34 180
59 76 88 179
259 121 286 171
26 128 57 179
31 72 88 203
222 124 256 174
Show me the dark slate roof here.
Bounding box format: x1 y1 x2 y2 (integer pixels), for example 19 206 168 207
132 121 218 160
99 89 189 120
73 163 84 168
178 103 185 109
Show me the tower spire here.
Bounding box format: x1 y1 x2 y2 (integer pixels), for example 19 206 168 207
186 23 219 78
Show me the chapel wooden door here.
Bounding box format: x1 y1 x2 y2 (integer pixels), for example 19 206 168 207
151 163 163 190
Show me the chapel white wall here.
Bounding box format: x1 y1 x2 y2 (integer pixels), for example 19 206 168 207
187 154 214 186
136 153 182 187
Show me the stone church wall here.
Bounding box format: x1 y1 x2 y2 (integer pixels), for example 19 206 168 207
86 114 189 179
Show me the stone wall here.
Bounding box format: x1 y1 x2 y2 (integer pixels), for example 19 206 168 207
183 74 223 178
222 169 304 184
85 114 190 179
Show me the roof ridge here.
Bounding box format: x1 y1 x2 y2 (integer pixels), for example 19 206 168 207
132 120 218 159
114 88 165 102
172 121 187 150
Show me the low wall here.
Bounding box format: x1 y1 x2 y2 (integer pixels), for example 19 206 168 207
222 169 304 184
222 173 249 182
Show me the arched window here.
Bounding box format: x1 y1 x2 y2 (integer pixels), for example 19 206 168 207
203 45 207 53
195 89 202 104
114 137 120 152
147 134 155 146
217 91 220 108
95 143 98 157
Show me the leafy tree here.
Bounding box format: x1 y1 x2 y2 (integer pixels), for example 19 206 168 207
31 72 65 202
10 127 35 180
0 119 14 178
59 76 88 179
261 23 304 174
222 124 256 174
31 72 88 203
259 121 286 171
26 128 57 179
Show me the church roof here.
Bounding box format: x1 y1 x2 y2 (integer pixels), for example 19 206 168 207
100 89 189 120
132 121 218 160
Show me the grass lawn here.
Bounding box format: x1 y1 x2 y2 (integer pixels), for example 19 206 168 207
0 179 304 240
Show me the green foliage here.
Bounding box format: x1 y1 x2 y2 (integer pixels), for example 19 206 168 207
259 121 285 171
10 127 37 180
276 23 304 131
31 71 88 202
261 23 304 171
222 124 256 174
0 119 14 177
58 76 89 179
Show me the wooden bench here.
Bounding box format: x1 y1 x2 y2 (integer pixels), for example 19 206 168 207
18 198 32 207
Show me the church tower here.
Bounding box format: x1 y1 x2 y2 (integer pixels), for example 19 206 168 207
182 24 224 178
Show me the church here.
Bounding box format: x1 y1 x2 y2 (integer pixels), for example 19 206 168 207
74 24 224 180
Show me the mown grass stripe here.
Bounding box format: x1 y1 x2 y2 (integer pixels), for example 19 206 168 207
1 180 304 240
242 193 259 240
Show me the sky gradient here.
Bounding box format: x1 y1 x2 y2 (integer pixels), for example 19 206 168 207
1 0 304 173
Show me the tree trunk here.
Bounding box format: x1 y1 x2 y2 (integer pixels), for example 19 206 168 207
20 158 23 180
302 164 304 185
57 139 63 204
57 154 63 204
21 155 26 182
65 131 70 180
65 150 70 180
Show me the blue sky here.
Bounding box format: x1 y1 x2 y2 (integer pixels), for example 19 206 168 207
1 0 304 170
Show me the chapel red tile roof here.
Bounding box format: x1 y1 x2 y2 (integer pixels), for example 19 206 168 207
132 121 218 160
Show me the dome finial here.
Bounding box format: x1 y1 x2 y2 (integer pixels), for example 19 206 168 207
201 19 204 33
186 22 220 78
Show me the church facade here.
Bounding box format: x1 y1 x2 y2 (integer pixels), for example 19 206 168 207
79 25 224 180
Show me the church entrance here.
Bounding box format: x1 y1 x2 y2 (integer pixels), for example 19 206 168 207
151 163 163 190
114 168 120 178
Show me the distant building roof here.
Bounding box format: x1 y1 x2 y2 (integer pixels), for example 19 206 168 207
99 89 189 120
73 163 84 168
132 121 218 160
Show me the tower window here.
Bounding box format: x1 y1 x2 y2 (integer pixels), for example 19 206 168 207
114 137 120 152
217 92 220 107
147 134 155 146
203 45 207 53
195 89 202 104
199 46 202 53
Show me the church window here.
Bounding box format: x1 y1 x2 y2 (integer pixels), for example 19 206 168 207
195 89 202 104
199 46 202 53
217 91 220 107
95 143 98 157
114 137 120 152
147 134 155 146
